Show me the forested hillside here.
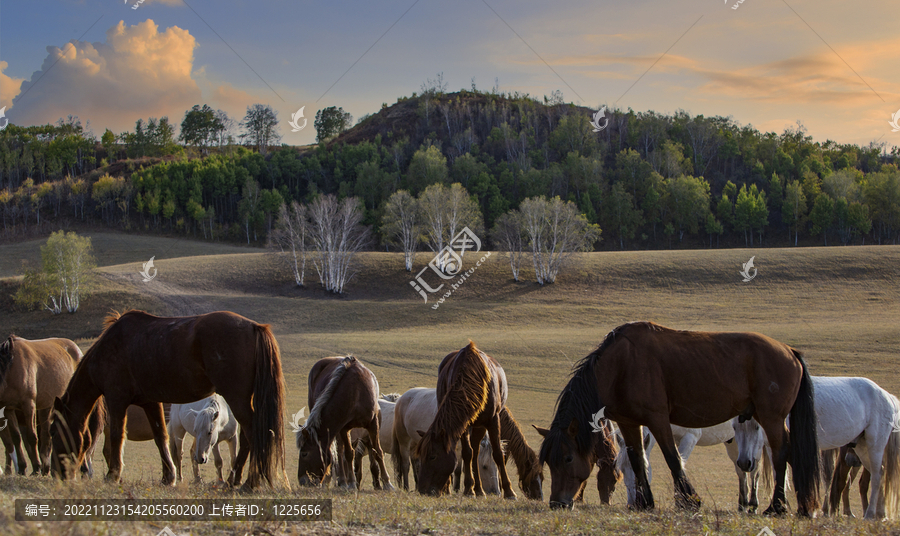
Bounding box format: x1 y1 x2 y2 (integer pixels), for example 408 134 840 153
1 87 898 249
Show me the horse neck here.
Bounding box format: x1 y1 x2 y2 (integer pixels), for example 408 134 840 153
432 352 490 443
62 364 102 428
499 409 539 476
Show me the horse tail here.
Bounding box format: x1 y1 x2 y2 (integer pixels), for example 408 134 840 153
881 394 900 518
251 323 286 488
760 444 773 494
789 350 820 514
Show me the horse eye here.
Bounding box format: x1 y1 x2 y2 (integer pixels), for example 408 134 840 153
565 455 574 464
300 452 308 458
428 455 437 462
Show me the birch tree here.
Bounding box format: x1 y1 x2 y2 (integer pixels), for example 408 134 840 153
491 210 526 281
307 195 371 294
418 183 483 272
14 231 95 313
382 190 420 271
269 201 309 286
519 196 600 285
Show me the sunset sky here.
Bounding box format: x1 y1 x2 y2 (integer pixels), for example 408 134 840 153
1 0 898 150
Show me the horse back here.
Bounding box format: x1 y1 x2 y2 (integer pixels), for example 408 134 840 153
308 356 379 433
0 336 79 408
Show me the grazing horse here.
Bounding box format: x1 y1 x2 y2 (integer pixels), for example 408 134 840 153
101 404 171 470
539 322 820 515
0 336 82 475
390 387 499 493
497 407 543 501
296 356 393 490
734 376 900 519
609 421 768 512
169 395 239 483
352 394 400 489
535 418 619 504
50 310 286 490
414 342 516 499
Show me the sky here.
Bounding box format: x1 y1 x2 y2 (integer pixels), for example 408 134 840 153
1 0 898 150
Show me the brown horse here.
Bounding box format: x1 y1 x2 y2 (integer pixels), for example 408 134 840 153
50 310 286 489
101 404 172 470
414 342 516 499
296 356 393 490
539 322 820 515
352 393 400 490
0 336 83 475
498 407 544 501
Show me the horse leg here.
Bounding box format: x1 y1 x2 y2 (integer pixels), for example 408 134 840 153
726 440 751 512
859 467 870 514
226 435 238 484
821 448 836 515
398 441 411 491
0 424 18 475
352 439 365 489
190 438 201 483
469 427 486 497
488 417 516 500
212 442 224 482
829 450 851 516
646 421 699 511
759 418 789 516
460 428 476 496
620 424 654 510
862 446 886 519
140 402 176 486
366 415 394 492
168 420 185 483
338 430 355 489
36 407 51 475
18 401 42 475
105 404 127 482
842 465 858 516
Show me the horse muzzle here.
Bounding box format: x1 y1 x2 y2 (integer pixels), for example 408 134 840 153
736 458 755 472
549 500 573 510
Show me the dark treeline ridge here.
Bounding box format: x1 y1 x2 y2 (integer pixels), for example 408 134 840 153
1 88 899 249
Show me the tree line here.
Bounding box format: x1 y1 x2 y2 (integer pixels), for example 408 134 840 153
1 84 899 252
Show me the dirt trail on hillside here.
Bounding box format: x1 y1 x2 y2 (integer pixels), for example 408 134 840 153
101 271 216 316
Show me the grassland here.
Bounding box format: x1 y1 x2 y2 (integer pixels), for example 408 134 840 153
1 233 899 535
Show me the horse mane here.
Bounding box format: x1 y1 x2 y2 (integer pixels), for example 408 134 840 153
381 392 401 402
297 355 356 448
419 342 491 454
539 324 632 466
499 407 543 488
0 335 15 383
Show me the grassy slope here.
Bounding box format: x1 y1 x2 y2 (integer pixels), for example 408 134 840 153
2 235 899 535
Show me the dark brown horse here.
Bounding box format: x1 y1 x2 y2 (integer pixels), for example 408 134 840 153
296 356 393 490
414 342 516 499
539 322 820 515
498 407 544 501
50 310 286 490
0 336 83 475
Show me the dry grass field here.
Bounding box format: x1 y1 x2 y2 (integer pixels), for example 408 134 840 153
1 232 899 535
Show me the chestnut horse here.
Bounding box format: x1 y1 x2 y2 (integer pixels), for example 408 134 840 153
539 322 819 515
414 342 516 499
534 417 619 504
0 336 83 475
50 310 286 489
296 356 393 490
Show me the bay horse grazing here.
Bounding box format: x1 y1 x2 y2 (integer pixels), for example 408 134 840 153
50 310 286 490
0 335 83 475
414 342 516 499
734 376 900 518
390 387 500 493
534 417 619 504
168 395 238 483
296 356 393 490
539 322 820 515
352 393 400 489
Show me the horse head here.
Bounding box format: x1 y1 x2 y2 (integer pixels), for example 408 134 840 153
192 398 223 465
537 418 598 510
414 428 457 496
478 435 501 496
295 425 331 486
50 395 88 480
732 416 766 473
595 425 622 505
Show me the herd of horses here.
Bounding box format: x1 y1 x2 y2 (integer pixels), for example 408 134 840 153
1 311 897 520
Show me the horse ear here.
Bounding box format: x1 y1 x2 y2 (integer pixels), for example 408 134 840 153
416 430 426 438
566 419 579 438
532 425 549 437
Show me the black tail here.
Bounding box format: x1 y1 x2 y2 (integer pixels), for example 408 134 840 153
250 324 286 488
790 351 820 515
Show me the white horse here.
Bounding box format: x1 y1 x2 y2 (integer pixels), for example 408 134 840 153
733 376 900 519
616 420 767 512
168 394 239 483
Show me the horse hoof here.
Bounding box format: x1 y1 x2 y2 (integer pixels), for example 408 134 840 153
504 493 517 501
762 504 787 517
